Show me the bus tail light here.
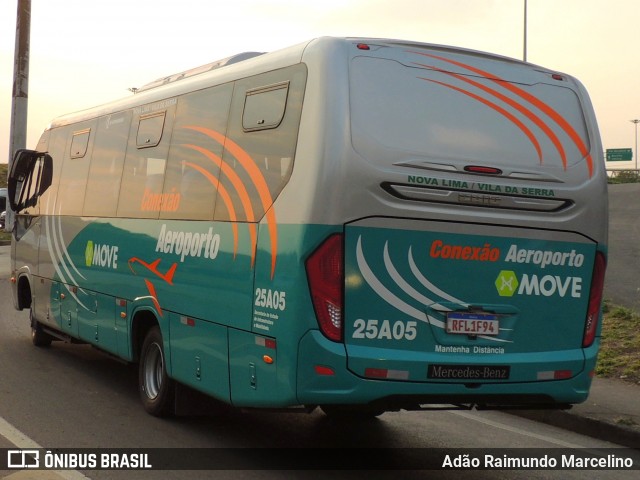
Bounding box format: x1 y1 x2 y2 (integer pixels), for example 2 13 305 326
306 234 344 342
583 252 606 348
537 369 572 380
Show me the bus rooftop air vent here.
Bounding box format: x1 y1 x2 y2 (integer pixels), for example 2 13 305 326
136 52 265 93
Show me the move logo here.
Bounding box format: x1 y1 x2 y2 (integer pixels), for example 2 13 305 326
495 270 582 298
495 270 518 296
85 240 119 269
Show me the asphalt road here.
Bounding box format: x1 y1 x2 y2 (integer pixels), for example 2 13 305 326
604 183 640 311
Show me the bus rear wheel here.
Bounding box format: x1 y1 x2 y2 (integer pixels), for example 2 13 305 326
30 308 52 347
139 326 174 416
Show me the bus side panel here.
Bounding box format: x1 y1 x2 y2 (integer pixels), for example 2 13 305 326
247 222 342 406
35 216 256 363
169 312 230 403
32 275 59 330
77 290 118 355
228 328 281 407
54 218 253 330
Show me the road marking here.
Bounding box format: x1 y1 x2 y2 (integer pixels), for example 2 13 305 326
450 410 587 448
0 415 91 480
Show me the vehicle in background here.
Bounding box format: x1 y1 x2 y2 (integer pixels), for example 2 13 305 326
0 187 7 231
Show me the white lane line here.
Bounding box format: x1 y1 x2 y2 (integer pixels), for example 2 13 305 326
0 415 91 480
450 410 587 448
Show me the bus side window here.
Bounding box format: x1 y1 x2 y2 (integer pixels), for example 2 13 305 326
117 104 175 219
56 123 96 216
70 129 91 158
161 83 233 221
242 83 289 132
137 112 166 148
216 64 306 222
83 111 131 217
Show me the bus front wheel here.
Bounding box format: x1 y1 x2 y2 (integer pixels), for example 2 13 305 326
139 326 174 416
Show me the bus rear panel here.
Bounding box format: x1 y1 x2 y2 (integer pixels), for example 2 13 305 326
295 38 606 411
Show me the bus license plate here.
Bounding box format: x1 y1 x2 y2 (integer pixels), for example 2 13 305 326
446 312 499 336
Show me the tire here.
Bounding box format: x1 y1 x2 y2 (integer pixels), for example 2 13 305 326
139 326 174 417
30 308 52 347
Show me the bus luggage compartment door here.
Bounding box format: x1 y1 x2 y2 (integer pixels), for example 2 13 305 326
343 218 597 385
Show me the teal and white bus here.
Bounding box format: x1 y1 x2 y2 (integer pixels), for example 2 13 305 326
9 37 607 418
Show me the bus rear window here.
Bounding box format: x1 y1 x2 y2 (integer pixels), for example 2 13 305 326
349 56 590 175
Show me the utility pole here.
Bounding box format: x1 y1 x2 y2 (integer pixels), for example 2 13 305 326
523 0 528 62
632 119 640 172
9 0 31 161
7 0 31 229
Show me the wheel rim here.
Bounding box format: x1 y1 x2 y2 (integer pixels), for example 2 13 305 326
143 342 164 400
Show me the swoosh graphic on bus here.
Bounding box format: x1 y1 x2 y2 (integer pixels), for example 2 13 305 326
183 146 257 266
439 67 566 167
43 197 90 311
357 236 511 343
383 242 451 311
184 126 278 278
356 236 443 328
418 77 546 165
182 161 242 260
52 206 87 282
414 63 567 166
409 51 594 177
406 245 468 308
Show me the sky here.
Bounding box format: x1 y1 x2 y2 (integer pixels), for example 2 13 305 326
1 0 639 168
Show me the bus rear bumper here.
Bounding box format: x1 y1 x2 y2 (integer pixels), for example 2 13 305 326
296 331 597 410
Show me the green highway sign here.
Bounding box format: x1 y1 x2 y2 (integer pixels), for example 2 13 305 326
606 148 633 161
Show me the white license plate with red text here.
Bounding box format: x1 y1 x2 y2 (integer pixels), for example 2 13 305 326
446 312 499 336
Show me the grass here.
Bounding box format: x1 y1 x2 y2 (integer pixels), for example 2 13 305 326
596 301 640 384
608 170 640 184
615 417 638 427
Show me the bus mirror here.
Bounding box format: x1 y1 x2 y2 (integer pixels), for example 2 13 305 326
8 149 51 212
